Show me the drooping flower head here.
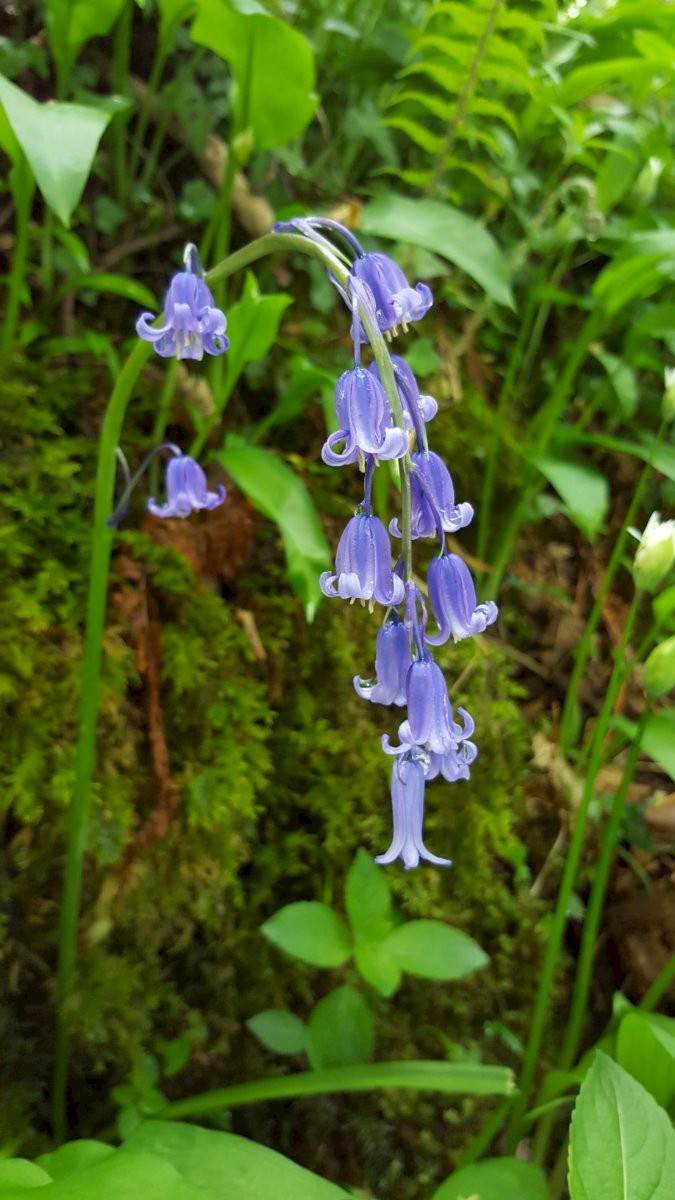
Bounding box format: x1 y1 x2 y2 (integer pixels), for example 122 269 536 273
322 366 409 467
426 552 498 645
350 253 433 338
148 454 226 519
369 356 437 452
390 451 473 541
136 245 229 360
354 616 412 706
375 756 452 871
320 511 404 607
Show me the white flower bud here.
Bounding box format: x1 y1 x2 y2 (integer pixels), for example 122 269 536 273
629 512 675 592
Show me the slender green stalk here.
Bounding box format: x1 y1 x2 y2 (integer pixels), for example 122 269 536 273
205 146 238 400
52 340 152 1141
149 360 179 495
128 49 168 188
561 701 648 1069
485 310 604 599
456 1097 513 1168
505 587 641 1153
639 955 675 1012
1 158 34 357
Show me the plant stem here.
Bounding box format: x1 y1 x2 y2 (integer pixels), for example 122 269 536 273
639 955 675 1012
149 359 179 495
111 0 133 203
52 340 151 1142
1 157 33 357
506 586 641 1154
129 48 167 188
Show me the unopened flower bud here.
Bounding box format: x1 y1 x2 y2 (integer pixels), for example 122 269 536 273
644 635 675 699
663 368 675 423
630 513 675 592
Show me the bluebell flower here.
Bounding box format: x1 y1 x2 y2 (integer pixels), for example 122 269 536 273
354 617 411 705
148 455 226 519
403 657 466 755
350 253 433 338
322 367 409 467
137 261 229 360
369 356 437 450
390 451 473 540
426 552 498 645
375 756 451 871
427 708 477 782
321 512 404 607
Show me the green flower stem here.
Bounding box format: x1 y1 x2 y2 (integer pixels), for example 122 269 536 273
52 339 151 1142
485 309 604 599
561 700 649 1070
640 955 675 1012
128 49 168 188
506 586 642 1154
1 158 34 358
149 359 179 496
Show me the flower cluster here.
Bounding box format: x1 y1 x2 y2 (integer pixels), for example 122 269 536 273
279 218 498 870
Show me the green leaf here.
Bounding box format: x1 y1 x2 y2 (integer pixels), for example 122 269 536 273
191 0 317 151
434 1157 550 1200
0 1150 203 1200
125 1121 350 1200
642 710 675 781
0 76 111 226
35 1142 115 1182
643 637 675 700
360 195 513 308
223 272 293 401
593 350 638 418
383 920 488 981
306 986 374 1070
246 1010 307 1055
353 938 402 998
160 1060 515 1119
260 901 352 968
59 273 158 309
616 1011 675 1109
568 1052 675 1200
532 457 609 542
344 848 394 942
215 439 330 621
0 1160 53 1189
45 0 127 86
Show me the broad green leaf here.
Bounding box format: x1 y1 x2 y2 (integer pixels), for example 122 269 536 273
0 1150 203 1200
0 1161 53 1188
642 710 675 781
216 438 330 620
59 273 157 309
434 1157 550 1200
559 59 660 105
593 349 638 418
344 848 395 942
246 1010 307 1055
384 920 488 981
157 0 198 53
306 986 374 1070
568 1053 675 1200
616 1012 675 1109
0 76 111 226
353 938 402 998
45 0 127 88
35 1142 114 1182
594 232 675 316
223 272 293 401
532 457 609 542
125 1121 350 1200
360 195 513 308
191 0 317 151
160 1060 515 1119
260 901 352 968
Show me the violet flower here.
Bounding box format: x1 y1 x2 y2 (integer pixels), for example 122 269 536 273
390 451 473 540
405 657 464 755
375 757 452 871
322 367 408 467
350 253 432 338
137 251 228 360
354 617 411 705
426 553 498 645
148 455 226 519
321 512 404 607
369 356 437 451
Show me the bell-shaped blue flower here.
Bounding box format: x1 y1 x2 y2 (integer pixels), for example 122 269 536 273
427 708 477 782
354 617 411 705
390 451 473 540
322 367 408 467
137 268 229 360
369 356 437 449
350 253 432 337
376 757 451 871
148 455 226 519
405 657 462 755
426 553 498 645
321 513 404 607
